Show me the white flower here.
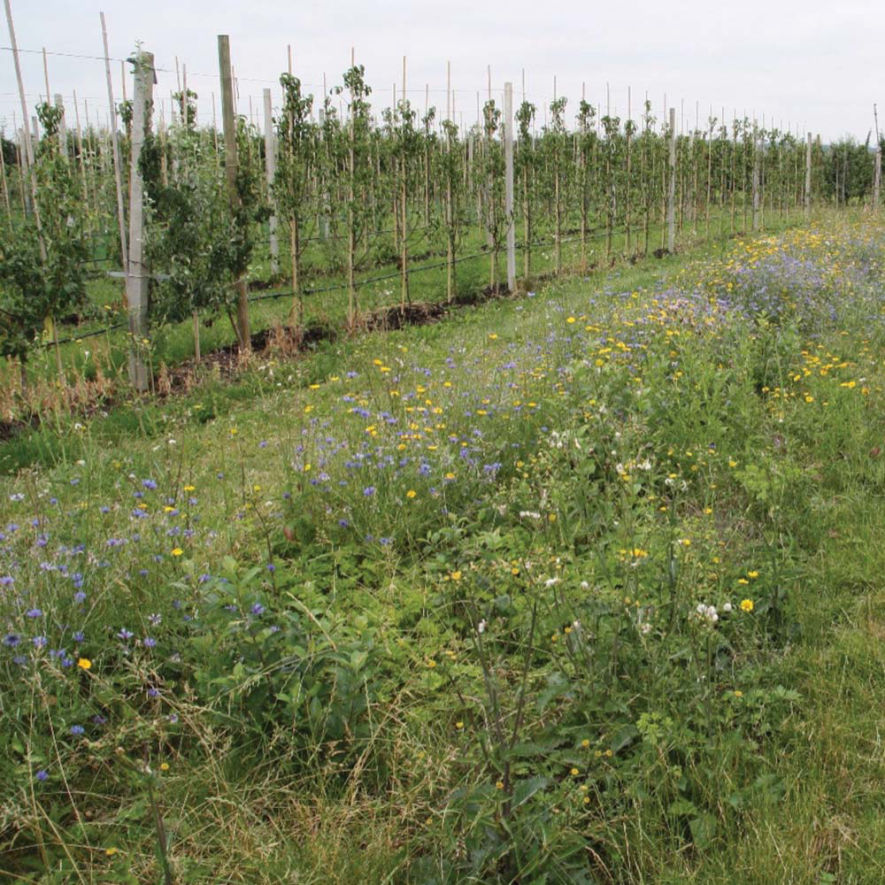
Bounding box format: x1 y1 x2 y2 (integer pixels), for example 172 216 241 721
477 619 487 635
722 602 733 613
544 577 559 587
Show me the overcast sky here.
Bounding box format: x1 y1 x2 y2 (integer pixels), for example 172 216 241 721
2 0 882 142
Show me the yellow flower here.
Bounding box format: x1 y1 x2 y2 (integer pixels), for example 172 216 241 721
570 767 580 776
740 599 754 613
455 721 464 729
406 489 417 499
160 762 170 771
171 548 184 557
77 657 92 670
450 570 462 581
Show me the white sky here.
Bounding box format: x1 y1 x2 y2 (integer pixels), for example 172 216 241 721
2 0 882 142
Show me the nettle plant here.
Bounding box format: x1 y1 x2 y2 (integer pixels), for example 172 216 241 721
0 101 88 390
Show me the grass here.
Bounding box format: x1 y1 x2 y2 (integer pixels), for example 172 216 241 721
0 210 883 882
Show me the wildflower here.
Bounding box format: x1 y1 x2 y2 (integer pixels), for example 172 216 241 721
171 548 183 557
406 489 417 499
740 599 754 613
35 769 48 782
77 657 92 670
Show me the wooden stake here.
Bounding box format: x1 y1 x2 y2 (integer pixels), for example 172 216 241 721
72 90 89 210
126 50 154 392
667 107 676 252
4 0 36 172
219 35 250 352
804 132 812 219
873 104 881 211
504 81 516 292
100 11 129 271
263 88 279 276
400 55 409 308
0 130 11 227
42 47 51 102
54 93 67 156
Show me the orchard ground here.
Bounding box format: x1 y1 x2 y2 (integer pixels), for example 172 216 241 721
1 213 883 882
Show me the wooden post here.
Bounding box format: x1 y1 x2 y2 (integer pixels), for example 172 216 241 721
504 81 516 293
667 107 676 253
100 12 129 273
218 35 250 352
804 132 812 219
263 88 279 277
126 51 154 392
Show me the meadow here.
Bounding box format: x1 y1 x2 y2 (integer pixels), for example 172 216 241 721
1 213 883 883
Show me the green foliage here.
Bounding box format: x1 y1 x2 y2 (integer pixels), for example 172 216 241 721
0 125 88 363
